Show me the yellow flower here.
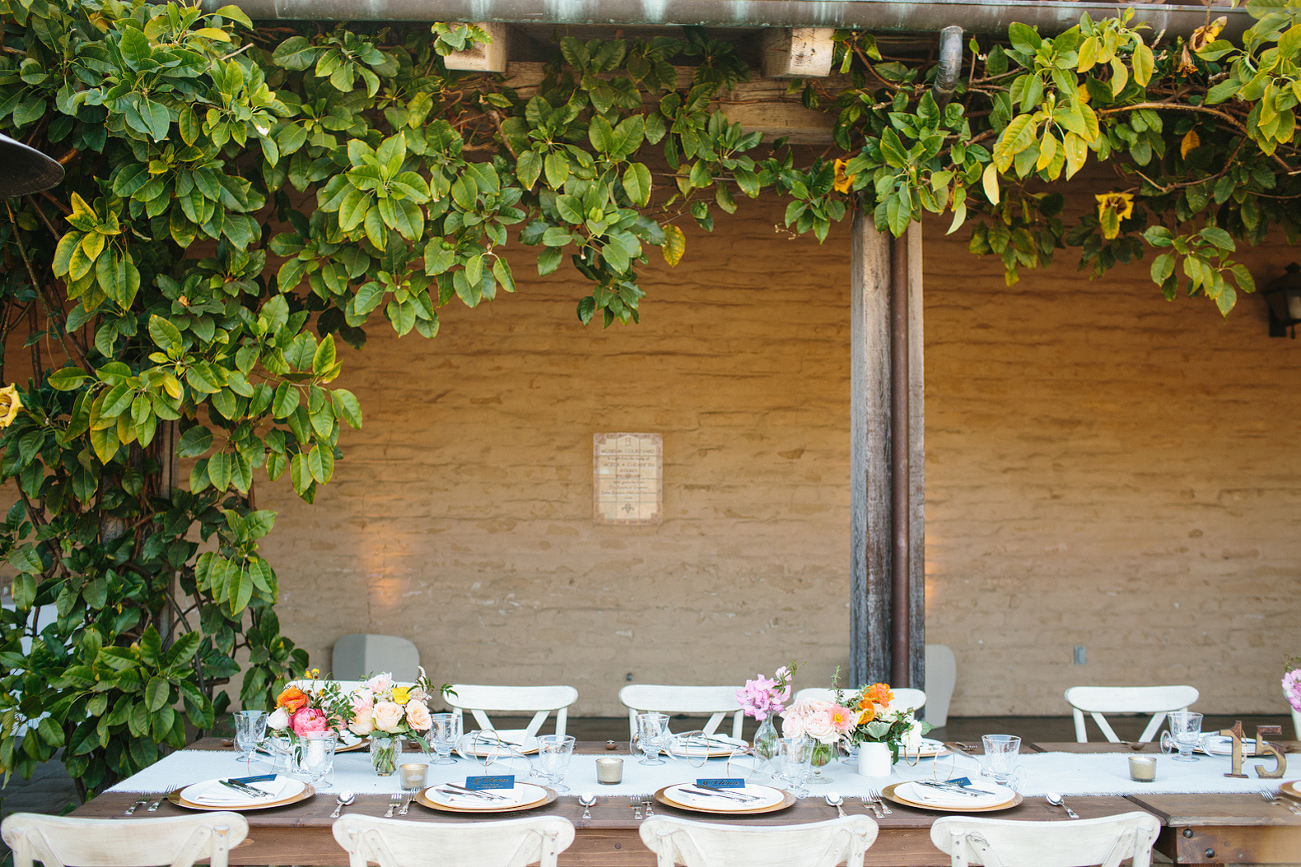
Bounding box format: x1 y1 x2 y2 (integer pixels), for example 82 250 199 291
392 686 411 704
833 159 856 194
0 385 22 428
1095 192 1134 222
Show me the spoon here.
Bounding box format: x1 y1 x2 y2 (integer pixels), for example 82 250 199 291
330 790 355 818
1046 792 1078 819
825 792 846 818
579 792 596 820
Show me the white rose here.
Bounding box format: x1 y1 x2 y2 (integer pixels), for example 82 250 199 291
351 687 374 709
366 673 394 695
903 719 923 750
267 707 290 731
780 712 805 738
349 704 375 736
373 701 404 733
803 709 837 744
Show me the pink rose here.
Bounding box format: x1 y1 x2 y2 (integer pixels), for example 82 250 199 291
780 712 805 738
373 701 404 733
349 704 375 736
405 699 432 732
290 708 328 736
366 673 394 695
351 687 374 709
803 709 837 743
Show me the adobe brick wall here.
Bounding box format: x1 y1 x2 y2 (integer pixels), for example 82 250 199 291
248 194 1301 717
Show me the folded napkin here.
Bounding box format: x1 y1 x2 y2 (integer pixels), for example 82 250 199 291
900 781 1009 808
665 785 784 810
1202 735 1257 756
430 784 533 808
183 776 291 806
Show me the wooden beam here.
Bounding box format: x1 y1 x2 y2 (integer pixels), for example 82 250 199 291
760 28 837 79
499 62 837 144
850 213 925 689
443 22 510 73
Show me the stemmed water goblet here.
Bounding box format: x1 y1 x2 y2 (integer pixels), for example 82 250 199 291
234 710 268 771
428 713 459 765
1161 711 1203 763
775 735 814 797
533 734 576 793
634 713 671 766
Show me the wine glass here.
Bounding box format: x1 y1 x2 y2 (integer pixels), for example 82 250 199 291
1160 711 1203 762
635 713 671 766
234 711 268 770
775 735 814 797
428 713 458 765
533 734 575 793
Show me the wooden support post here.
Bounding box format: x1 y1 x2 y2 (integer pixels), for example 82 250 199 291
760 28 837 78
850 212 925 689
442 23 510 73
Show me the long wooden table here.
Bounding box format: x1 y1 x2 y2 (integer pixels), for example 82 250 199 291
72 740 1301 866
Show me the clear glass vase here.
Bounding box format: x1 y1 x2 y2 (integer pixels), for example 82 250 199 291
752 717 779 761
371 734 402 776
808 740 836 785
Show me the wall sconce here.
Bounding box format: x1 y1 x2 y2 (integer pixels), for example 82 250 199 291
1263 263 1301 338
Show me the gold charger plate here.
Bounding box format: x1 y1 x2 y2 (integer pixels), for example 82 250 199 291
1280 781 1301 801
654 785 795 815
168 782 315 811
883 782 1021 813
336 738 368 753
415 785 556 814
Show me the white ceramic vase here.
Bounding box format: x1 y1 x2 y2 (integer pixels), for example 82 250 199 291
857 741 892 777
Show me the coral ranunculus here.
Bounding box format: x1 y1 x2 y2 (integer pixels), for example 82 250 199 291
276 686 309 713
857 705 876 724
865 683 894 706
290 707 328 736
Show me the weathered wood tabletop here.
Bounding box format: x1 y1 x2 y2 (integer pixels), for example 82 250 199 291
69 739 1301 867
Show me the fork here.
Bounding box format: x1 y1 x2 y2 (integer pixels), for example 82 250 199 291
385 793 402 818
399 792 414 816
859 795 881 819
146 789 170 813
642 796 654 816
1261 788 1301 815
124 796 149 815
868 788 892 816
631 797 643 820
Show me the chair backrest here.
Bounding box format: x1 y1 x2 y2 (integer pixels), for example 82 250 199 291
618 685 746 740
924 644 957 728
2 812 248 867
639 815 878 867
286 679 416 697
446 684 578 738
332 634 420 682
333 814 575 867
793 688 926 716
930 812 1161 867
1064 685 1199 743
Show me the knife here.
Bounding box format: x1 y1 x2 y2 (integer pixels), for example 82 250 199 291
220 779 273 798
693 783 758 800
681 786 755 802
915 781 988 798
438 783 508 801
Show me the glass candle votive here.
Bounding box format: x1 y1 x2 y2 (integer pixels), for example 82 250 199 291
596 756 623 784
400 763 428 790
1129 755 1156 782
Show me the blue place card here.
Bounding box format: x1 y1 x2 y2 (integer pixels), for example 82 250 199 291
465 775 516 790
230 774 277 784
948 777 974 787
696 778 745 789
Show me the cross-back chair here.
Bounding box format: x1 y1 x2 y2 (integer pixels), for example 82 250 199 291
930 812 1161 867
639 815 878 867
446 684 578 738
2 811 248 867
618 684 746 740
1064 685 1199 743
333 815 574 867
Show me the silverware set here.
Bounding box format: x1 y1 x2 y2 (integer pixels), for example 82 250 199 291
1261 788 1301 815
858 789 890 817
384 793 402 817
629 796 653 819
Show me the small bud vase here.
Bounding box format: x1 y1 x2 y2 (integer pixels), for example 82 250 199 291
371 734 402 776
857 741 893 777
752 717 779 762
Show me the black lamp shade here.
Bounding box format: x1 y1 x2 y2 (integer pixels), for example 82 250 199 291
1263 263 1301 338
0 133 63 197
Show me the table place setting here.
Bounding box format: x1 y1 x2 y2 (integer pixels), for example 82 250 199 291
169 774 312 811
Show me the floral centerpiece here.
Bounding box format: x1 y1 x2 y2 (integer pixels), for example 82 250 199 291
843 682 932 770
780 696 857 771
269 668 451 776
1284 657 1301 740
736 663 795 760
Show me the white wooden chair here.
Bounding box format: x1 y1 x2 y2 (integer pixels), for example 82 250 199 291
2 811 248 867
1064 685 1199 743
333 814 574 867
332 634 420 682
640 815 878 867
930 812 1161 867
446 684 578 738
794 687 926 716
618 685 745 740
924 644 957 728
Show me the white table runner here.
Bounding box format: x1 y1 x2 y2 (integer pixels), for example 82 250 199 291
107 747 1300 799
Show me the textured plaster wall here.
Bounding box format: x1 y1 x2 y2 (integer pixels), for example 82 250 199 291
251 193 1301 717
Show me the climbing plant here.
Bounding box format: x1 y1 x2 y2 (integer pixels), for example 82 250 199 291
0 0 1296 797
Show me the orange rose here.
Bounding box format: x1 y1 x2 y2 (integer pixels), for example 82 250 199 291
857 705 876 724
866 683 894 706
276 686 309 713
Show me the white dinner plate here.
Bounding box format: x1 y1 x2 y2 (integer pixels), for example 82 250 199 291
179 776 306 808
901 738 948 758
894 780 1014 809
1199 735 1258 756
667 734 748 758
457 731 540 757
662 783 788 812
424 782 549 810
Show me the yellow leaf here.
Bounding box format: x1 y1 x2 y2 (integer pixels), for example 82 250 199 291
1180 129 1200 159
1110 57 1129 96
1076 83 1091 105
1036 134 1058 172
1063 133 1088 179
981 162 1000 206
661 223 686 267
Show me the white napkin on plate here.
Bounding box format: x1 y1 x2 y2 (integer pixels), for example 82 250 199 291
185 776 290 806
429 784 531 808
900 780 1008 808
